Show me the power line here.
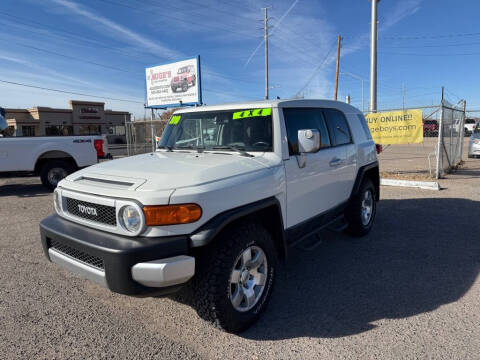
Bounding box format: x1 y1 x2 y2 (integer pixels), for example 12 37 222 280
0 79 144 104
381 31 480 40
380 41 480 49
380 51 480 56
295 39 338 97
97 0 258 39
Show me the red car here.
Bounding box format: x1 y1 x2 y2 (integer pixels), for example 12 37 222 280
423 119 439 137
171 65 196 93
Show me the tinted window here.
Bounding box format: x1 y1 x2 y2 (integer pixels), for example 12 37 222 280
324 108 352 146
283 108 331 155
357 114 372 140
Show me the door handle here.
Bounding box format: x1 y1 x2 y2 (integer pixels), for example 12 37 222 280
329 158 341 167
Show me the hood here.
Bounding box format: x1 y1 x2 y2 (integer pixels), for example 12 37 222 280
66 151 274 192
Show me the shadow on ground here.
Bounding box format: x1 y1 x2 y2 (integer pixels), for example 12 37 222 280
0 182 50 197
236 198 479 340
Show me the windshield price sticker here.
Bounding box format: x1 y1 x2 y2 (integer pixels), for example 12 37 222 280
169 115 181 125
232 108 272 120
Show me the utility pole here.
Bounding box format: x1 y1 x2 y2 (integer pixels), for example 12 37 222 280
262 7 269 100
369 0 379 112
334 35 342 101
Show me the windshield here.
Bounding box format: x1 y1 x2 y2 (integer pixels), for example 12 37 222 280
159 108 273 152
178 67 188 74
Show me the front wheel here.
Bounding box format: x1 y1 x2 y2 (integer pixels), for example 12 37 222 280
192 221 277 333
345 178 376 236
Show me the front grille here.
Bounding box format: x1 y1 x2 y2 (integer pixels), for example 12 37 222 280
49 239 104 270
65 197 116 226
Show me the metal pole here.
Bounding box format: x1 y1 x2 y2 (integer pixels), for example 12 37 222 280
151 108 155 152
334 35 342 101
263 7 269 100
435 87 444 179
361 79 364 112
459 100 466 162
369 0 379 112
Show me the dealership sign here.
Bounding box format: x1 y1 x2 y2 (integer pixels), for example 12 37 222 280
145 56 202 108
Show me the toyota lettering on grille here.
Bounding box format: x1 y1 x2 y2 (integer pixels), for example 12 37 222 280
78 204 98 216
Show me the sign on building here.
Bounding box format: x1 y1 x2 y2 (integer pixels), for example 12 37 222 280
0 107 7 131
145 56 202 108
365 109 423 145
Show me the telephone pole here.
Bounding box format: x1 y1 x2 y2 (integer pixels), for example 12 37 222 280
334 35 342 101
369 0 379 112
263 7 270 100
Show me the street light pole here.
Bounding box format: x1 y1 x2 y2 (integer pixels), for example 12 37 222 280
340 71 365 112
369 0 379 112
263 7 269 100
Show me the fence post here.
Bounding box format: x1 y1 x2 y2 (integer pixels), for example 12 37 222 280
459 100 466 162
435 89 445 179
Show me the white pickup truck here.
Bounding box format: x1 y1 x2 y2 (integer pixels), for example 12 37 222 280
40 99 379 333
0 135 106 190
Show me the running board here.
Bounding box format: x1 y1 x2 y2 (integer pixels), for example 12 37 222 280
292 215 347 251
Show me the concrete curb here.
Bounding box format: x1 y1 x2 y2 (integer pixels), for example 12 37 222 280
380 178 440 191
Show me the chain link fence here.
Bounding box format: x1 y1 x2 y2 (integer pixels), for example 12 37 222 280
365 98 466 180
125 119 168 156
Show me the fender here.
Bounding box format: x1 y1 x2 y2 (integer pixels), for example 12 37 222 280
350 161 380 201
189 197 287 257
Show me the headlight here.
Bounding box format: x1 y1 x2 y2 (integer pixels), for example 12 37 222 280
120 205 142 233
53 190 61 213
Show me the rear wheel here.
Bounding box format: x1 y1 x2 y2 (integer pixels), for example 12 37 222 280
192 221 277 333
182 81 188 92
345 178 376 237
40 160 75 191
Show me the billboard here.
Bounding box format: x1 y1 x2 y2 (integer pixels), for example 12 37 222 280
365 109 423 145
145 56 201 108
0 107 7 131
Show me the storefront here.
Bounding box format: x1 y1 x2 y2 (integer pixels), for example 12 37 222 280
4 100 130 137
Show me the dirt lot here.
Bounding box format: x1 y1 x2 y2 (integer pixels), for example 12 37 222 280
1 159 479 359
378 137 470 179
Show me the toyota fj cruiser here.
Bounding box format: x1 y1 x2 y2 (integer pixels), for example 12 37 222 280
40 99 379 333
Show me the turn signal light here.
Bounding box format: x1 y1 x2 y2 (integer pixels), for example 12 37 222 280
143 204 202 226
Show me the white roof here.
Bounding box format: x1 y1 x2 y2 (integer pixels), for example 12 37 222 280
174 98 362 114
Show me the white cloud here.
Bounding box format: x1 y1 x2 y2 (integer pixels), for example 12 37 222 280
50 0 183 60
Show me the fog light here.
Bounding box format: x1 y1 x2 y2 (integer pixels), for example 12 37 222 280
120 205 142 233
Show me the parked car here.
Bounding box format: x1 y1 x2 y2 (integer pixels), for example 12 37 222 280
171 65 196 93
465 118 477 136
468 121 480 158
423 119 439 137
0 135 106 190
39 99 379 333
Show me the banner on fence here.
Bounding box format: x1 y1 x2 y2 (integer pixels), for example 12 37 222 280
365 109 423 145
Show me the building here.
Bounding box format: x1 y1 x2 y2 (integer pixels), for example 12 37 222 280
5 100 130 137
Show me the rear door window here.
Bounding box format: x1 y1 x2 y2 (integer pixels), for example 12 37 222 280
323 108 352 146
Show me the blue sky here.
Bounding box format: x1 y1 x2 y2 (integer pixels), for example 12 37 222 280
1 0 479 117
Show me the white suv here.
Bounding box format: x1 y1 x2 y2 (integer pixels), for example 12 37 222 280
40 99 379 333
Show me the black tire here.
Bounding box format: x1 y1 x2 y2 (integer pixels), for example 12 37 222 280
345 178 376 237
181 81 188 92
192 76 196 86
191 221 277 333
40 160 75 191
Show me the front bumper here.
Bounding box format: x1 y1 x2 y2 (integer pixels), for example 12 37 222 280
468 142 480 157
40 214 194 296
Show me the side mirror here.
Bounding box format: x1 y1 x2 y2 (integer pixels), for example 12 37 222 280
298 129 320 153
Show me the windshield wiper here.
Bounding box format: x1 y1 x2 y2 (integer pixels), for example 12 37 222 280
211 145 254 157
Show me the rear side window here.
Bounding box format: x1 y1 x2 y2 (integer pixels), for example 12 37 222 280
283 108 331 155
324 108 352 146
357 114 372 140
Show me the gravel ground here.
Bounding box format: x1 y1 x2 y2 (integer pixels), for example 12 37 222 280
1 161 479 359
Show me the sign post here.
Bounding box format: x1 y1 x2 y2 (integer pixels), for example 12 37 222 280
145 56 202 109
